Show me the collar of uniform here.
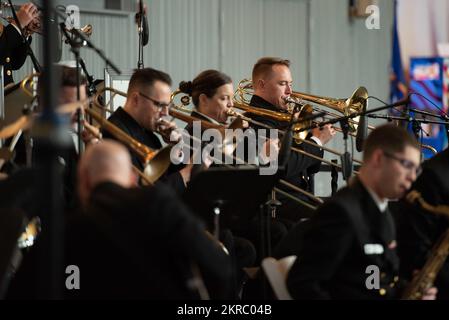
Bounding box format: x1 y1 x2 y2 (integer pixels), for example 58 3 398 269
358 178 389 213
250 95 288 113
114 106 148 134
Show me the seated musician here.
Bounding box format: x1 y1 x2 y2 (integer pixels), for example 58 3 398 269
392 147 449 299
247 57 336 223
6 140 232 299
0 2 39 86
103 68 189 193
287 124 436 299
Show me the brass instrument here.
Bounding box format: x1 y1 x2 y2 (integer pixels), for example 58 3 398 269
232 97 363 169
406 190 449 219
402 190 449 300
18 216 41 249
24 82 172 185
85 106 172 184
421 144 438 156
1 2 93 37
235 78 368 132
170 88 324 208
290 86 369 132
80 121 154 186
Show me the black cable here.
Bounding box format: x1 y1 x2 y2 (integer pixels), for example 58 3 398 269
409 91 449 118
367 95 410 114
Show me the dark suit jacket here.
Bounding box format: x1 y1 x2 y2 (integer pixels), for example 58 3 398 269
393 148 449 299
0 24 30 86
103 107 185 194
246 95 324 220
287 178 400 299
7 182 232 299
65 182 232 299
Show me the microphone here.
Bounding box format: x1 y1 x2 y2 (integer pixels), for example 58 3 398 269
142 8 149 46
136 0 149 46
355 104 367 152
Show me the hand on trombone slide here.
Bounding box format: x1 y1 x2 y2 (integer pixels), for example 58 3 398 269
81 120 101 145
156 117 181 144
311 124 336 145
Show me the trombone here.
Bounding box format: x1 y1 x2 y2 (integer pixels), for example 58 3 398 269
169 89 323 209
14 78 170 184
233 79 365 168
236 78 369 132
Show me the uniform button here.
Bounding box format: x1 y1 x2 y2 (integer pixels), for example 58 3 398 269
6 70 11 76
5 57 10 63
379 288 386 296
380 272 386 278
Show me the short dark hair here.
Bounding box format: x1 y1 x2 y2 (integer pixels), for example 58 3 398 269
127 68 172 95
363 124 420 161
179 69 232 107
37 65 87 102
252 57 290 82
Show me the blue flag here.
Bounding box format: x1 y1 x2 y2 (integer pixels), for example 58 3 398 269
390 0 406 104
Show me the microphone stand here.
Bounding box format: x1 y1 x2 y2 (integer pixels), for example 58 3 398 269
60 23 85 155
300 98 412 131
367 114 449 127
55 6 121 154
137 1 144 69
6 0 42 72
79 58 97 97
53 8 121 75
367 112 449 157
339 118 352 181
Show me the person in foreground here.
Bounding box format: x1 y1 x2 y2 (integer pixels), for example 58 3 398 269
287 124 437 300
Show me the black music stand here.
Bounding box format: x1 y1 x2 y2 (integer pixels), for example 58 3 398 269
183 166 282 256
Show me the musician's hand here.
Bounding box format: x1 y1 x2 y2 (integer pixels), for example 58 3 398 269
259 138 280 165
311 124 336 145
157 119 179 144
15 2 39 28
411 270 438 300
81 120 101 145
421 287 438 300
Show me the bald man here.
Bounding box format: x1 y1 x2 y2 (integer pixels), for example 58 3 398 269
66 140 232 299
77 140 134 207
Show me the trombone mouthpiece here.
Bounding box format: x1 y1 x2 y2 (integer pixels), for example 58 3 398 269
226 109 237 116
284 96 304 106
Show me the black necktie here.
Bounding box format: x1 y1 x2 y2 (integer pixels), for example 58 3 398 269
379 207 396 246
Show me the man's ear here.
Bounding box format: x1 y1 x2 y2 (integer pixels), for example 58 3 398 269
371 148 384 168
131 92 139 105
256 79 265 90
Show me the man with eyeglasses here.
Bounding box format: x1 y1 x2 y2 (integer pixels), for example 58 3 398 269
393 147 449 300
103 68 189 192
287 124 437 300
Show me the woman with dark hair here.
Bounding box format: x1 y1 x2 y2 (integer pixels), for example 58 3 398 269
179 70 259 298
179 69 234 125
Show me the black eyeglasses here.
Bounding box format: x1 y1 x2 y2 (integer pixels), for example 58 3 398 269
138 92 172 109
383 151 422 176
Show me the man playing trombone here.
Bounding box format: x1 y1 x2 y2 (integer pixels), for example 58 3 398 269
103 68 190 193
247 57 336 223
